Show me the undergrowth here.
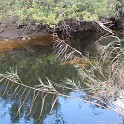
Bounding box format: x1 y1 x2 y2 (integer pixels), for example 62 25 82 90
0 0 123 26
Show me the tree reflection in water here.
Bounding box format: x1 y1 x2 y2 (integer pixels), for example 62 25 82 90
0 42 123 123
0 48 78 123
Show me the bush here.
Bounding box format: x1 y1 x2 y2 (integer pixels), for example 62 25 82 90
0 0 123 25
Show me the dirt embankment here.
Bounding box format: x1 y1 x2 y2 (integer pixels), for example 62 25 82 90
0 20 53 52
0 17 123 52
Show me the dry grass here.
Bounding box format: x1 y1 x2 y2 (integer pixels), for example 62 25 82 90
52 31 124 116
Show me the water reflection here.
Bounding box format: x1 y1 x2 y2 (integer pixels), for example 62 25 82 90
0 48 123 124
0 93 122 124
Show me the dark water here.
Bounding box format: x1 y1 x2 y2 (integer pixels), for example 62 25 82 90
0 46 123 124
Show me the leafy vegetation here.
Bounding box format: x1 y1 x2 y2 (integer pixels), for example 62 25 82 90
0 0 123 25
0 0 124 121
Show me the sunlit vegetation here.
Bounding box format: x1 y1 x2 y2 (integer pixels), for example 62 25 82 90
0 0 124 121
0 0 123 25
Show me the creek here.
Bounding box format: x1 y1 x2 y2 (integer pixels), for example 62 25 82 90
0 30 123 124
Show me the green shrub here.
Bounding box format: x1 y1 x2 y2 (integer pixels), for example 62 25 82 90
0 0 123 25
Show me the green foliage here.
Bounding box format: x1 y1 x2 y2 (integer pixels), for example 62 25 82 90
0 0 122 25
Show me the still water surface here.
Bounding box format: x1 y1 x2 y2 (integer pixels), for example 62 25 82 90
0 47 123 124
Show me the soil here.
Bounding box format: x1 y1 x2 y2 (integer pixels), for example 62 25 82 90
0 17 123 52
0 19 53 52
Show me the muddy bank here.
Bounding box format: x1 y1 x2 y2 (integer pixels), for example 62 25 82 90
0 20 53 52
0 18 123 52
0 20 100 52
